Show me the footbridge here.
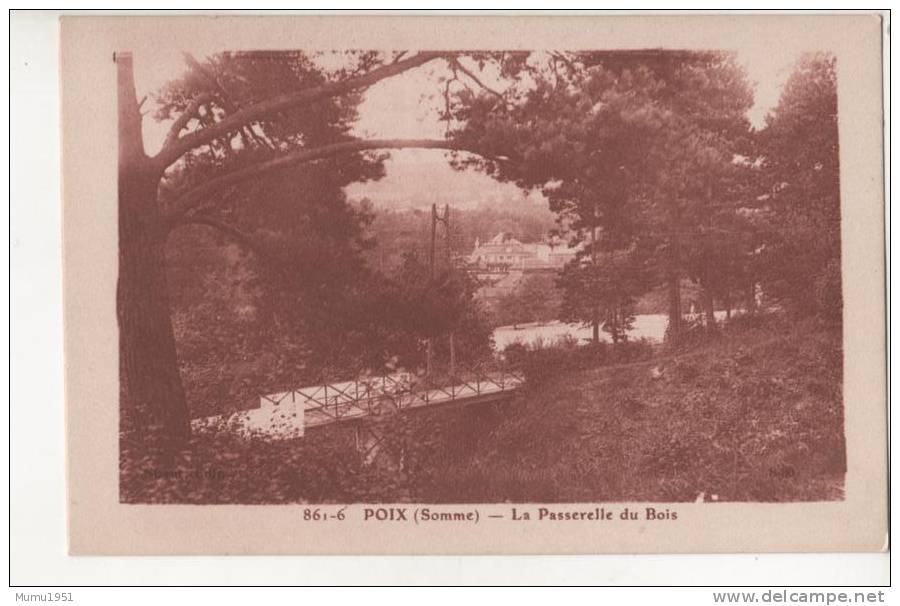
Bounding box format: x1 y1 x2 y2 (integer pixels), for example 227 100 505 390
191 368 524 442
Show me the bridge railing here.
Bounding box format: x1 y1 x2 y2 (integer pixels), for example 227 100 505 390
260 365 524 429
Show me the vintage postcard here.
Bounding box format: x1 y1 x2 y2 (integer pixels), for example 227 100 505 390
61 13 887 555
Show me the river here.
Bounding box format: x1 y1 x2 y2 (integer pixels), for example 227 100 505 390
492 311 734 350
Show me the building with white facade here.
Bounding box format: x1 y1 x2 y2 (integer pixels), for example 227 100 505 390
469 233 578 272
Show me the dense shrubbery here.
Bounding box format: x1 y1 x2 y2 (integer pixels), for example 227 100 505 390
492 273 562 328
120 393 508 504
503 336 654 383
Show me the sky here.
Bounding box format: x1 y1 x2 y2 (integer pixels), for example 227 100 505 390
133 46 809 210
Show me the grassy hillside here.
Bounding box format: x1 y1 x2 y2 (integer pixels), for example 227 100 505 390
405 318 845 503
121 316 845 504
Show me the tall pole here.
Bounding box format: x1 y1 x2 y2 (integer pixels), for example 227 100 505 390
444 204 452 264
426 204 437 380
429 204 437 273
445 205 456 380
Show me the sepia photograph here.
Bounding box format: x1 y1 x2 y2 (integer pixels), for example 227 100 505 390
54 13 887 557
116 45 846 506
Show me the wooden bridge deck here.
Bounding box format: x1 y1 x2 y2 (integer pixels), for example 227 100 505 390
191 370 524 441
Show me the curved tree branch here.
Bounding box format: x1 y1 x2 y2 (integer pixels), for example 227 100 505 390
450 57 506 102
181 53 274 151
153 51 449 169
183 53 238 112
165 137 504 224
163 92 214 150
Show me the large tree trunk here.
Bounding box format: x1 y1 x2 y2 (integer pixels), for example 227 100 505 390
666 267 682 343
117 53 190 446
665 200 683 344
747 279 758 315
701 182 717 333
590 218 600 345
609 308 621 345
702 282 717 333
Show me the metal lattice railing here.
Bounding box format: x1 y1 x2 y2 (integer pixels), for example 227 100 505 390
193 367 524 439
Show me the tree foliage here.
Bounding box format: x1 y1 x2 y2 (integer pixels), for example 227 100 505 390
163 53 500 404
757 53 841 319
118 50 502 444
448 51 756 341
160 53 394 408
494 273 562 328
